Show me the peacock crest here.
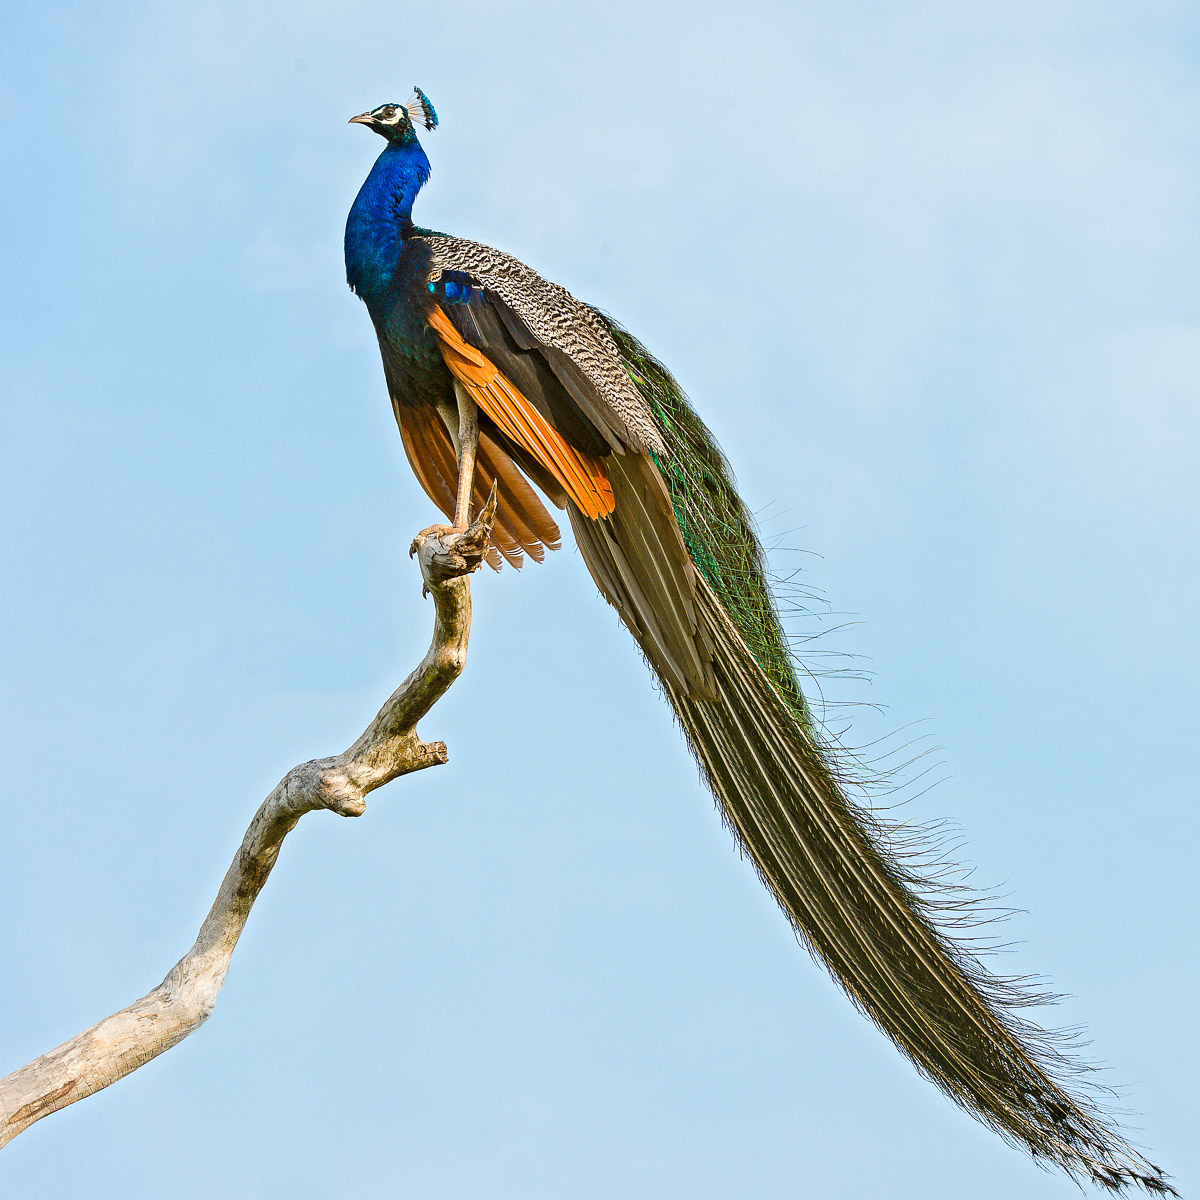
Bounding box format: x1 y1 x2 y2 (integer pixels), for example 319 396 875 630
406 86 438 132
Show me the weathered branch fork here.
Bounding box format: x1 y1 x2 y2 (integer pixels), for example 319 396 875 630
0 497 498 1149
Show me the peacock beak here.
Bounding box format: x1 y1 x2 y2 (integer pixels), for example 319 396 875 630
348 112 375 126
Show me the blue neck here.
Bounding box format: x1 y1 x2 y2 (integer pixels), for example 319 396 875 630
345 139 431 300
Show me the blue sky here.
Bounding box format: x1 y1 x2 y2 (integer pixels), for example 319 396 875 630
1 3 1197 1197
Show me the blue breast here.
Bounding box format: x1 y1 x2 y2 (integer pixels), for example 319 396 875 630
344 140 431 303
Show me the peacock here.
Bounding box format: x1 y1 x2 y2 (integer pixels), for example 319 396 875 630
343 89 1172 1194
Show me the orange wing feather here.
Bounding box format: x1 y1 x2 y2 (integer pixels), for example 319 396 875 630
427 303 615 519
394 402 562 570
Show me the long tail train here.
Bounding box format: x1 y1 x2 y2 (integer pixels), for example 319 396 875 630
582 318 1173 1195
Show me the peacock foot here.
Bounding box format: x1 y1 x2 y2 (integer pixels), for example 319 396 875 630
408 488 498 591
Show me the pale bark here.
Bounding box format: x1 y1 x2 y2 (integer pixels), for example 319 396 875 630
0 498 497 1149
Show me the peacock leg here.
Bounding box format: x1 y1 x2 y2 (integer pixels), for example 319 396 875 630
451 380 479 530
409 384 490 575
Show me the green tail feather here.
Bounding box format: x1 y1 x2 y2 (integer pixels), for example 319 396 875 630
599 317 1172 1195
623 343 813 727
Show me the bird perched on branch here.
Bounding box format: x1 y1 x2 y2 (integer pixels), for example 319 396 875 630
344 89 1172 1194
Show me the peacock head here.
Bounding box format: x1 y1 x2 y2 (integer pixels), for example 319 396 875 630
349 88 439 146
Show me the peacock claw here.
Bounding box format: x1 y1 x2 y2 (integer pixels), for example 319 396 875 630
409 523 459 558
408 486 499 586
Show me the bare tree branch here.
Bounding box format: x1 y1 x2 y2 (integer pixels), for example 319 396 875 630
0 496 498 1149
